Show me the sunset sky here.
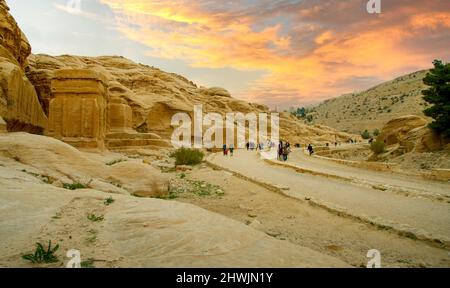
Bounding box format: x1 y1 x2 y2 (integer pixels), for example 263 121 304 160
8 0 450 109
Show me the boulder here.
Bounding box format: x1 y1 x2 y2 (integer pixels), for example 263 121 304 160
377 115 428 146
377 115 447 153
0 132 169 196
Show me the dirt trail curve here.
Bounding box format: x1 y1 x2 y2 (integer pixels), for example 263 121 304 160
288 150 450 201
207 150 450 249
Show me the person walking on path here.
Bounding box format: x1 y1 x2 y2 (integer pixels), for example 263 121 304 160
282 144 291 162
223 144 227 156
229 144 234 157
278 141 284 160
307 144 314 156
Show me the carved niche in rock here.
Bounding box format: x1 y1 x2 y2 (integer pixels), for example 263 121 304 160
48 69 109 149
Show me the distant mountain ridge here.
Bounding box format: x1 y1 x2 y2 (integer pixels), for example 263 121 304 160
306 70 431 134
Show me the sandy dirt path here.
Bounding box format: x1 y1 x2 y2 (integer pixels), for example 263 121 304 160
288 149 450 201
180 167 450 268
207 150 450 247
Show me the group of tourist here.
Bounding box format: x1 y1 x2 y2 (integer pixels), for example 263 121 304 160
245 141 276 151
222 141 316 160
222 144 235 156
277 141 291 161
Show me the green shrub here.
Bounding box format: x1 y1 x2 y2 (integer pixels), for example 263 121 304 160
171 148 204 166
22 241 59 264
361 130 371 140
104 197 115 206
81 259 95 268
370 141 386 154
87 213 104 222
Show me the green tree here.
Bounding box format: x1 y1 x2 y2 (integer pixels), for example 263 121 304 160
422 60 450 137
297 107 306 118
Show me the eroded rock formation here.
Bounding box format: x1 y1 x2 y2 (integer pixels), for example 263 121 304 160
46 68 170 150
1 0 355 149
377 115 447 153
48 69 109 149
0 0 47 133
27 54 356 147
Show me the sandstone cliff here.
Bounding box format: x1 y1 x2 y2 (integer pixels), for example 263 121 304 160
0 0 47 133
26 54 355 147
377 115 448 154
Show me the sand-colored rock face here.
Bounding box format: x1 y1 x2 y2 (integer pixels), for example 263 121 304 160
0 0 31 69
107 97 133 133
0 132 349 267
377 115 428 146
27 54 356 146
377 115 446 153
0 1 47 133
46 68 170 150
48 69 109 149
0 172 348 268
0 132 169 196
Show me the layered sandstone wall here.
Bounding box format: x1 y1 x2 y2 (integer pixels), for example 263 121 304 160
377 115 447 153
27 54 357 146
0 0 47 133
48 69 109 149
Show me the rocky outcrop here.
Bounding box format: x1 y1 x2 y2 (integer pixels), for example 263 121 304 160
27 54 357 146
48 69 109 149
0 0 31 69
0 132 169 196
377 115 428 146
0 0 47 133
0 162 349 267
377 115 447 153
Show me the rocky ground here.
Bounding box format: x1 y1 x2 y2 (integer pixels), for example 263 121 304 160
1 131 449 268
0 132 350 268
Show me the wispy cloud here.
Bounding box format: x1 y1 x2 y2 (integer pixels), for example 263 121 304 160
96 0 450 107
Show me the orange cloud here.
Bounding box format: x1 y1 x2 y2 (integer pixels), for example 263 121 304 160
99 0 450 108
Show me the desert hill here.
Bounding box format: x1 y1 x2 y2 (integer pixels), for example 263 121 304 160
307 70 431 134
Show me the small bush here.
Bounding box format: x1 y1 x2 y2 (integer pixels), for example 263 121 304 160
87 213 104 222
370 141 386 155
171 148 204 166
81 259 95 268
63 183 88 190
22 241 59 264
361 130 371 140
104 197 115 206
